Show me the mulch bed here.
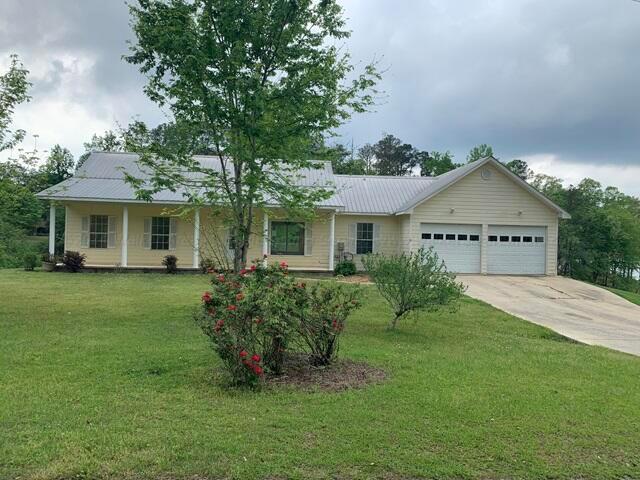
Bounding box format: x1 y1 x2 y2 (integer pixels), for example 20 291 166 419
266 353 387 392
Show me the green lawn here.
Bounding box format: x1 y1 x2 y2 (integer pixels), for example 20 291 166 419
1 270 640 479
606 286 640 306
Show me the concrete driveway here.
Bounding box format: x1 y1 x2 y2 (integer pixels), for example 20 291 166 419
462 275 640 356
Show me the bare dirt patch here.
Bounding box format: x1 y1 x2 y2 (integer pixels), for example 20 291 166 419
266 354 386 392
335 274 372 284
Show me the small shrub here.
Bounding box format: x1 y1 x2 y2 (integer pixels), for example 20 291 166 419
200 257 217 274
22 252 38 271
334 260 356 276
162 254 178 274
362 247 466 329
62 250 86 273
298 282 361 366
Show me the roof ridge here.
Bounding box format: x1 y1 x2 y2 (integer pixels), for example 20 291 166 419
335 174 434 179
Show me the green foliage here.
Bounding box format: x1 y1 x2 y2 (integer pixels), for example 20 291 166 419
0 179 42 231
420 150 459 176
162 254 178 274
0 54 31 153
334 259 356 276
362 247 466 329
124 0 380 271
62 251 86 273
298 282 360 366
466 143 494 163
77 130 126 168
22 252 38 271
195 261 360 386
504 159 531 180
370 134 423 176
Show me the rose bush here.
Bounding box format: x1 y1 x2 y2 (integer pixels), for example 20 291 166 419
194 260 361 387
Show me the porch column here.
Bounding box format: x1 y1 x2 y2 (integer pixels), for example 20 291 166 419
328 211 336 271
262 211 269 266
48 203 56 256
121 206 129 267
193 208 200 268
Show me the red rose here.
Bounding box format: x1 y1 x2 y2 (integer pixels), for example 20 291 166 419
227 304 237 311
202 292 212 302
250 265 257 271
239 268 247 276
280 261 288 269
236 293 244 301
254 365 263 376
239 350 248 358
214 319 224 332
217 274 225 282
251 354 261 362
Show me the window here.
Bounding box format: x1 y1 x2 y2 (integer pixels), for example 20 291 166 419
535 236 545 243
458 234 468 241
271 222 305 255
89 215 108 248
445 234 456 240
356 223 374 254
470 235 480 242
434 233 444 240
421 233 431 240
523 236 533 243
151 217 171 250
511 236 521 242
488 235 498 242
500 235 509 242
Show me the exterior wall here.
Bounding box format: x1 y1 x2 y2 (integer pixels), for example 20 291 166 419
408 164 560 275
334 214 402 269
64 202 334 271
65 202 197 268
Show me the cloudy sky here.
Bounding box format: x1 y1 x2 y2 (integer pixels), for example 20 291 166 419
1 0 639 195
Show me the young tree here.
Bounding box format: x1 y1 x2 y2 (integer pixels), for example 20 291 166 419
124 0 380 271
466 143 494 163
420 150 458 176
371 134 421 176
0 54 31 153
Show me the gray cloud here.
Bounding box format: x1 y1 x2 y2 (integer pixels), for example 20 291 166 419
1 0 639 180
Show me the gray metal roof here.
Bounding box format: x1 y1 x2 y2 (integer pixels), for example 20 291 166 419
37 152 570 218
38 152 343 208
334 175 435 214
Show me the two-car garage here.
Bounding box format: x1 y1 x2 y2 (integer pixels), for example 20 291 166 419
421 223 547 275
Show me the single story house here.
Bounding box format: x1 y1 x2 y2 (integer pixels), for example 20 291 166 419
37 152 570 275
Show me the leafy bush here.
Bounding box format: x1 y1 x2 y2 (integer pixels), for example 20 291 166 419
362 247 466 329
334 260 356 276
162 254 178 274
298 282 360 366
62 250 86 272
22 252 38 271
200 257 217 274
195 261 361 387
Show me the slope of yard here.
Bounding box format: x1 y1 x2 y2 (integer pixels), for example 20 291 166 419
606 286 640 306
1 270 640 479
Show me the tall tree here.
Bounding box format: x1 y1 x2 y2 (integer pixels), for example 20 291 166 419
0 54 31 153
504 159 531 180
466 143 494 163
124 0 379 271
41 145 75 186
372 134 421 176
77 130 126 168
357 143 376 174
420 150 458 176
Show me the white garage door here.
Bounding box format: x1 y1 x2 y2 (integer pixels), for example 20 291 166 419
487 225 546 275
421 223 481 273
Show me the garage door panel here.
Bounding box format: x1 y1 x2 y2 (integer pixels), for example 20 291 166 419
421 223 481 274
488 225 546 275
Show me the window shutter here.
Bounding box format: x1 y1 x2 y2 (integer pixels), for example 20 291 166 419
107 216 116 248
373 224 381 253
80 216 89 248
348 223 357 253
169 217 177 250
304 222 313 256
143 217 151 249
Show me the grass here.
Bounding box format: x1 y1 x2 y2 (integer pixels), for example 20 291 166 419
1 270 640 479
606 286 640 306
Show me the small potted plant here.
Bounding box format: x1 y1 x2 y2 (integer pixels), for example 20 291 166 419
41 253 57 272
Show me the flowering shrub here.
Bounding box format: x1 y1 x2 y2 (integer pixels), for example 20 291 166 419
298 282 360 366
194 260 361 387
